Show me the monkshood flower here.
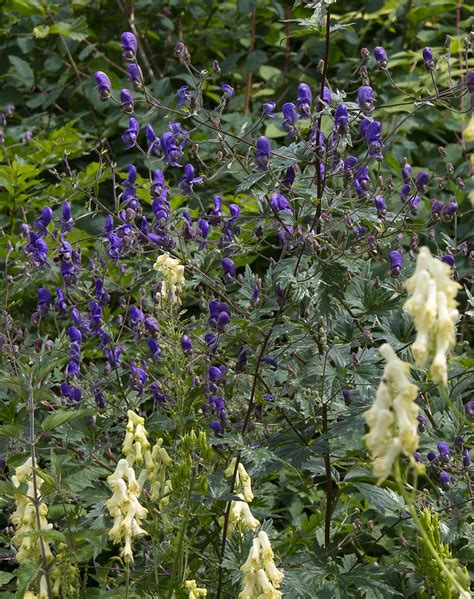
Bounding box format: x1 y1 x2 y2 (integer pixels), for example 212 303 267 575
181 335 193 354
221 83 234 98
60 382 82 403
281 165 297 189
121 32 137 61
363 343 420 482
334 103 349 132
357 85 374 115
262 101 277 118
282 102 298 136
61 262 78 286
60 201 73 232
254 136 271 171
407 194 421 215
198 218 209 240
269 192 291 212
322 86 331 103
415 171 429 192
209 420 223 435
150 170 170 209
129 363 148 392
354 166 371 197
404 246 461 384
176 85 191 108
145 124 161 156
6 103 14 116
441 255 455 268
374 195 387 216
54 288 68 316
147 338 162 362
204 332 218 352
94 388 106 408
427 450 438 463
128 64 143 91
153 253 185 307
439 471 451 490
465 401 474 419
360 118 384 160
120 89 134 113
208 300 230 331
296 82 312 118
442 201 458 219
462 449 471 468
438 441 450 463
94 71 112 101
208 195 224 224
374 46 388 68
179 163 203 195
122 117 139 149
221 257 236 280
160 131 184 166
239 531 284 598
423 46 435 70
34 206 53 235
25 232 48 267
37 288 51 315
402 163 412 182
129 305 145 327
309 127 325 154
107 232 123 261
430 199 444 219
184 580 208 599
389 251 403 277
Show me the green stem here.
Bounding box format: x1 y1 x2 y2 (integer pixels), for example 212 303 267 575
393 461 468 598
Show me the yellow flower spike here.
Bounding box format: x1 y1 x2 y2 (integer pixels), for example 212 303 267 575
404 246 461 385
153 252 185 307
184 579 208 598
363 343 419 483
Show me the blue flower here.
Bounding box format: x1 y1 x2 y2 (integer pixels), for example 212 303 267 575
127 64 143 91
94 71 111 100
121 32 137 61
374 46 388 68
262 101 277 118
281 102 298 136
121 117 140 149
120 89 134 113
296 83 312 118
254 136 271 171
179 163 203 195
176 85 191 108
357 86 374 115
221 84 234 98
389 251 403 277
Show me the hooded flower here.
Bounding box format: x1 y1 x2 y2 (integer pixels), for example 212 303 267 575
121 32 137 61
254 136 271 171
404 246 461 384
95 71 112 100
363 343 420 482
122 117 140 149
239 531 284 599
153 253 185 307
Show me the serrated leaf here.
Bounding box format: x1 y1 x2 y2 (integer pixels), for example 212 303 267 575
0 424 22 437
41 408 94 432
0 571 15 585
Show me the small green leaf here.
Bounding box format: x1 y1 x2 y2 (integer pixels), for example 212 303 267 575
0 571 15 586
8 55 34 88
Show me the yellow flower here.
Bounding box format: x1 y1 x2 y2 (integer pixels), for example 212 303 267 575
184 579 208 598
153 253 185 307
239 532 284 598
404 246 461 384
363 344 419 482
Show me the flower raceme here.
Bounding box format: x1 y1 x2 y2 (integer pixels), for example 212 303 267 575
153 252 185 307
363 344 420 482
403 246 461 384
239 531 284 599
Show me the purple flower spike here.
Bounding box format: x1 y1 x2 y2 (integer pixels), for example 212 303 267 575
357 86 374 115
422 47 435 70
439 471 451 490
389 251 403 277
221 257 236 279
296 83 312 118
374 46 388 68
121 117 139 149
120 89 134 113
94 71 112 101
262 101 277 118
254 136 271 171
121 32 138 61
180 335 193 354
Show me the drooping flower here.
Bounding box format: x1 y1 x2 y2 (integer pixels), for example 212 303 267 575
120 89 134 113
363 343 420 482
389 251 403 277
334 103 349 132
357 85 374 115
128 64 143 91
374 46 388 68
221 83 234 98
254 136 271 171
296 82 312 118
179 163 203 195
121 32 138 61
422 47 435 70
281 102 298 136
374 195 387 216
153 253 185 307
184 579 208 598
94 71 112 100
239 531 284 599
176 85 191 108
404 246 461 384
121 117 140 149
262 101 277 118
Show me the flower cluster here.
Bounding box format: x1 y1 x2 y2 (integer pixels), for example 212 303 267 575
404 246 461 384
153 252 185 307
363 344 420 482
11 458 62 597
239 531 284 599
221 458 260 534
184 579 208 598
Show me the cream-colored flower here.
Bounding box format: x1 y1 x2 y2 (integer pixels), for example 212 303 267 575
106 459 148 562
239 532 284 599
153 253 185 307
404 246 461 384
363 343 420 482
184 579 208 598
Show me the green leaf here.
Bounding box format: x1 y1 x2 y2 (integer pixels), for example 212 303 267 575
352 482 408 515
8 55 34 88
0 424 22 438
41 408 95 432
0 571 15 586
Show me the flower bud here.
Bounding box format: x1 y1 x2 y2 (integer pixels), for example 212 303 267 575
121 32 137 61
